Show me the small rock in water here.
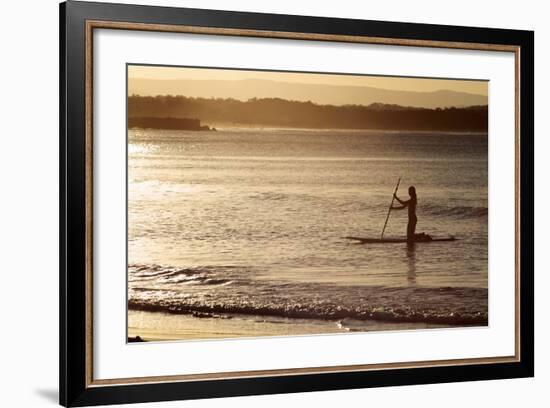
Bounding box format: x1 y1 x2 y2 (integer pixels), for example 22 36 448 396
192 311 214 318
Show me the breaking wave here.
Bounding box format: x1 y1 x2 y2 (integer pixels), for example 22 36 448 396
128 264 488 326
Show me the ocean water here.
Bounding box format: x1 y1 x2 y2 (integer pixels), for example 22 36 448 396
128 128 488 338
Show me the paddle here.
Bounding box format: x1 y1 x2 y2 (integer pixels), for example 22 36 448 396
381 177 401 239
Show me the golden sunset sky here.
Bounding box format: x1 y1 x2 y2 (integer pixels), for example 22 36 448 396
128 65 488 108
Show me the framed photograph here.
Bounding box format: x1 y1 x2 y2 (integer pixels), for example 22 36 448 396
60 1 534 406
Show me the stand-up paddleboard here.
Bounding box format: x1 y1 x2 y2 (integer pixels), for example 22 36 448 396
345 236 456 244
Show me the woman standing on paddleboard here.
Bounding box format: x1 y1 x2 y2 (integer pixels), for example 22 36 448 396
392 186 417 243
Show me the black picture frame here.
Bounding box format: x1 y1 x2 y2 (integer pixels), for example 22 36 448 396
60 1 534 406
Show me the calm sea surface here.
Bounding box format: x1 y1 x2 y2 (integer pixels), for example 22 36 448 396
128 128 488 335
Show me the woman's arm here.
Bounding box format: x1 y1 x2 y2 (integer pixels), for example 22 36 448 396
394 194 406 205
391 195 409 210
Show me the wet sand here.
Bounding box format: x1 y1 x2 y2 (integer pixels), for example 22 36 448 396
128 310 452 342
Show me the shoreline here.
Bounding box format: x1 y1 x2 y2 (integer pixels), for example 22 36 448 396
128 309 474 342
129 124 488 135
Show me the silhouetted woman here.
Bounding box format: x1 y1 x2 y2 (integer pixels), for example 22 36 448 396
392 186 417 243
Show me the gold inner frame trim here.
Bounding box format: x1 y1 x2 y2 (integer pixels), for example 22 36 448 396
84 19 521 388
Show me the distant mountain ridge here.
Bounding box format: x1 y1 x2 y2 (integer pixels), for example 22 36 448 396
129 78 487 109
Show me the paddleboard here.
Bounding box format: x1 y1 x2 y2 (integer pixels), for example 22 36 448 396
344 236 456 244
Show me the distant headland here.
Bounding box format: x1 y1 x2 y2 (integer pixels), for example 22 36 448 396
128 95 488 132
128 116 215 131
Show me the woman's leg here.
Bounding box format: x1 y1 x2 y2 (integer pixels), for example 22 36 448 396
407 221 414 242
407 217 417 242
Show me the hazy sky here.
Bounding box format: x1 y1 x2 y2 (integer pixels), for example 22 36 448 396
128 65 488 108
